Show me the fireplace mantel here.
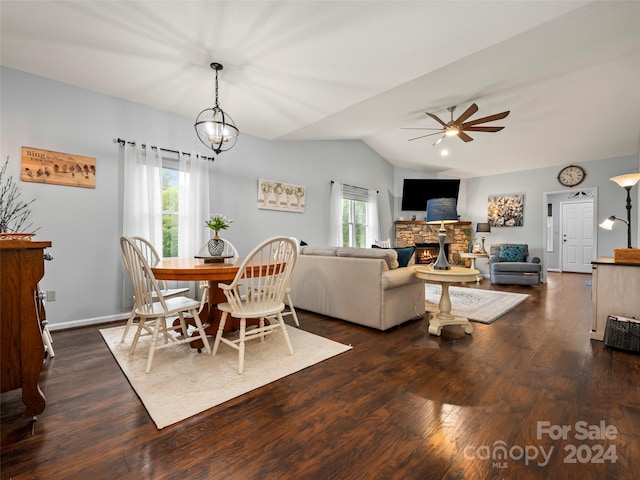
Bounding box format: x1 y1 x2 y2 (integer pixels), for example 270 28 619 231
395 220 472 265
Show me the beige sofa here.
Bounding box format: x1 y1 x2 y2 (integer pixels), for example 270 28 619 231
288 246 425 331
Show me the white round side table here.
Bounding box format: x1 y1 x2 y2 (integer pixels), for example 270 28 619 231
415 265 480 336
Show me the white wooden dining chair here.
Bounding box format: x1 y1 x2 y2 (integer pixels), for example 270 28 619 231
375 238 391 248
120 236 211 373
196 238 239 313
212 236 298 374
281 237 300 326
120 236 190 343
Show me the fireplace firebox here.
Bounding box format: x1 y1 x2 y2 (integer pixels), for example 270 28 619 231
415 243 450 265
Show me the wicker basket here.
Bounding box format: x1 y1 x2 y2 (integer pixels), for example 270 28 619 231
614 248 640 264
0 232 35 241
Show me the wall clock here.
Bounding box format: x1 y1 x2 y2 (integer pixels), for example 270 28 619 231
557 165 586 187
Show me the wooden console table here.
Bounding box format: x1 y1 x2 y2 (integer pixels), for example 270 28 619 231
0 240 51 418
591 257 640 341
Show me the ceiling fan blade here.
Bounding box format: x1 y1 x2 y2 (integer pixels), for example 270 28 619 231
454 103 478 125
401 127 444 131
408 132 443 141
464 126 505 133
461 110 510 128
457 131 474 142
425 112 447 127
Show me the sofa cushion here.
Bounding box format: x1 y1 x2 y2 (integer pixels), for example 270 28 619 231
499 245 526 262
336 247 399 269
492 262 541 273
300 246 339 257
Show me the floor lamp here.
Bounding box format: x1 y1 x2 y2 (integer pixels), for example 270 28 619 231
598 173 640 248
426 198 458 270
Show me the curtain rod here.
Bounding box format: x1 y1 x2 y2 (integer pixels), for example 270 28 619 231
331 180 379 194
114 138 215 162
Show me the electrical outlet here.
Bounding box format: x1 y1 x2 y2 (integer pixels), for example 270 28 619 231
46 290 56 302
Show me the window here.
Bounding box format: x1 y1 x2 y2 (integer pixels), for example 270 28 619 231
341 185 369 247
161 160 179 257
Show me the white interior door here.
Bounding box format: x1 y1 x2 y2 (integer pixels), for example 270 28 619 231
561 201 594 273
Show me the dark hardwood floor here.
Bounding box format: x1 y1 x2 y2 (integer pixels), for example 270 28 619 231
2 272 639 479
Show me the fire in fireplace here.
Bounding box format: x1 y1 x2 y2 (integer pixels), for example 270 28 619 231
415 243 450 265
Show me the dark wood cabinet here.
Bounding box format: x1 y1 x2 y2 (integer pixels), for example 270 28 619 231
1 239 51 418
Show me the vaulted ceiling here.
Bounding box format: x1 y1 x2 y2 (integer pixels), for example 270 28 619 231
2 1 639 178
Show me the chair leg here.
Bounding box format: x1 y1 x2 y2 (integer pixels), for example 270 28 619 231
121 310 137 343
286 293 300 326
212 312 228 355
190 309 211 354
129 317 145 354
42 322 55 358
145 318 162 374
238 318 246 374
277 312 294 355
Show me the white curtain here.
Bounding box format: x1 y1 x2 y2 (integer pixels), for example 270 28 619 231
178 152 212 257
122 143 163 250
328 181 343 246
366 188 380 247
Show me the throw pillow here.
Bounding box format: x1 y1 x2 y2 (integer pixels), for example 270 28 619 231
499 245 526 262
393 246 416 267
371 244 416 267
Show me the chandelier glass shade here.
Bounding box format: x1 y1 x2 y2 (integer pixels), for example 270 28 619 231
194 63 239 154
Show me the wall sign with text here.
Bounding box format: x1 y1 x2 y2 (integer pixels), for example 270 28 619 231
21 146 96 189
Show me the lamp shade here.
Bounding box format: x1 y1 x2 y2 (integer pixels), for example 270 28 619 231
598 217 616 230
610 173 640 188
426 198 458 224
476 222 491 234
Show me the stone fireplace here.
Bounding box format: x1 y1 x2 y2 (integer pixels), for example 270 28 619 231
395 220 471 266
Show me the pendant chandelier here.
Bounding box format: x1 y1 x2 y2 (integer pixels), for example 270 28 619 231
194 62 239 154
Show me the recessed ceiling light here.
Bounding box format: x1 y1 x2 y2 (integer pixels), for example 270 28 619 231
440 149 449 156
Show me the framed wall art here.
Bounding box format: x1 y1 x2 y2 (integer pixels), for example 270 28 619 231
258 178 306 213
488 193 524 227
21 146 96 189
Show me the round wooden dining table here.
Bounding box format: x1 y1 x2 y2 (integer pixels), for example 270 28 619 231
151 257 244 349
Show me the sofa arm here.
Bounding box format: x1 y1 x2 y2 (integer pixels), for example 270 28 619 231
527 256 541 264
489 254 500 264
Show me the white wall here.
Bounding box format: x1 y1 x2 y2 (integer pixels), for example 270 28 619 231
1 67 394 329
461 155 639 278
3 66 638 328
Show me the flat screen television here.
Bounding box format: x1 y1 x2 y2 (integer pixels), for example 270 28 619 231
401 179 460 211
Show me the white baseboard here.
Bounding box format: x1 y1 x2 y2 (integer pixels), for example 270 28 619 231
48 313 127 331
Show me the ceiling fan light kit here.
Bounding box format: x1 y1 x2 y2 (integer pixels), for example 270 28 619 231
404 102 510 145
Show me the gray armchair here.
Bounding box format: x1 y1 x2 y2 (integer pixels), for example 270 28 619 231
489 243 541 285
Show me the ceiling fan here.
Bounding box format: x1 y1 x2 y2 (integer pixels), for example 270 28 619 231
403 103 510 145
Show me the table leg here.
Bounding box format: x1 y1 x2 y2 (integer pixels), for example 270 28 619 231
428 283 474 336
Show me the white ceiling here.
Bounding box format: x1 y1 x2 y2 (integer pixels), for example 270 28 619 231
2 1 639 178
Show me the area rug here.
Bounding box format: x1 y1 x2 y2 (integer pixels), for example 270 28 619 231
425 284 529 324
100 325 352 429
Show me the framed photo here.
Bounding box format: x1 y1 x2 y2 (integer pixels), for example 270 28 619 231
258 178 306 213
488 194 524 227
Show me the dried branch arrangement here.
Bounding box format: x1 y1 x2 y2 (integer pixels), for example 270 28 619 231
0 156 37 233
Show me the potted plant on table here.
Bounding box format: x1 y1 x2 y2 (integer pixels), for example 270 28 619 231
205 214 233 256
